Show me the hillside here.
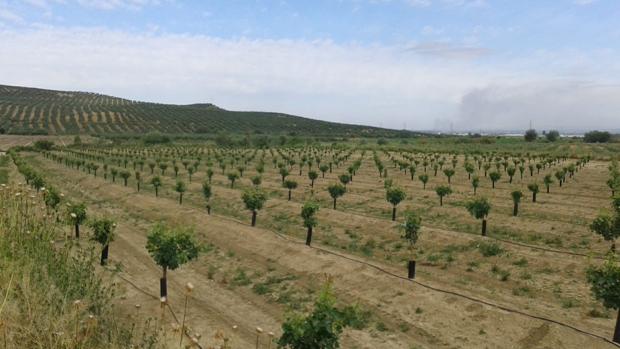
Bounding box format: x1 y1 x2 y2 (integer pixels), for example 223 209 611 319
0 84 408 137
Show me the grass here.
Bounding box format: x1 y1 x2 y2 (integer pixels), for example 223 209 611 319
0 184 161 348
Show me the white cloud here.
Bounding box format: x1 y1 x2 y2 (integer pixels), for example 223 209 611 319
0 27 616 132
0 6 23 23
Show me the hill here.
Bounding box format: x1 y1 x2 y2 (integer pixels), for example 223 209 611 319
0 84 410 137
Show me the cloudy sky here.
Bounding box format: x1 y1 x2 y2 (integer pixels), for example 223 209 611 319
0 0 618 132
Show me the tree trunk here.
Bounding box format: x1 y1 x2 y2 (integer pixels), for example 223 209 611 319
614 309 620 343
306 226 313 246
333 198 337 209
311 180 314 188
392 206 396 221
408 260 416 279
288 190 292 201
546 186 550 193
492 181 495 189
482 219 487 236
137 182 140 192
155 187 159 197
513 203 518 216
75 223 80 239
100 244 109 266
532 192 536 202
160 267 168 298
440 196 443 206
251 210 257 227
207 205 211 215
179 193 183 205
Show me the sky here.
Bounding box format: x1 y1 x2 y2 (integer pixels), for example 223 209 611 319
0 0 619 132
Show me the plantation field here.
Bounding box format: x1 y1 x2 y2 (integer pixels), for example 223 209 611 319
7 139 620 349
0 84 408 137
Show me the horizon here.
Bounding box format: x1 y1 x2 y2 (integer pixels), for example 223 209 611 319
0 1 618 132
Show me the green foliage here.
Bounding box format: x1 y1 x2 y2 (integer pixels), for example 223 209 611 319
43 186 62 210
242 188 268 211
386 186 406 206
524 129 538 142
33 140 54 151
202 181 212 200
400 211 422 247
435 185 452 198
590 213 620 243
527 183 539 193
67 202 87 225
278 282 350 349
175 179 187 193
511 190 523 203
587 256 620 309
327 183 346 200
465 197 491 220
284 179 299 190
90 217 116 245
301 201 320 228
545 130 560 142
145 223 200 271
142 132 171 145
477 241 504 257
584 130 612 143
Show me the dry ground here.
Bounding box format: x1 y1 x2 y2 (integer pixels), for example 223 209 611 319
17 149 620 349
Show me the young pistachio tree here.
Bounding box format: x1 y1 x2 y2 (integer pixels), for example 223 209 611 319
120 170 131 186
308 170 319 188
206 168 214 184
43 186 61 216
489 171 501 189
150 176 162 197
527 183 539 202
443 168 455 184
284 179 298 201
175 180 187 205
586 256 620 343
435 185 452 206
471 176 480 194
146 223 200 298
251 175 262 186
401 211 422 279
135 171 142 192
67 202 87 239
278 281 350 349
202 181 212 214
110 168 118 183
465 197 491 236
319 164 329 178
507 167 516 183
227 171 239 188
279 167 290 183
327 183 346 209
90 217 116 266
302 201 320 246
418 174 429 189
511 190 523 216
242 188 268 227
543 174 554 193
386 186 406 221
338 174 350 187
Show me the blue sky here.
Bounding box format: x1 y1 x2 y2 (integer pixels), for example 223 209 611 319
0 0 619 131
